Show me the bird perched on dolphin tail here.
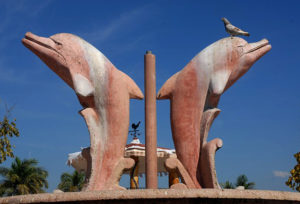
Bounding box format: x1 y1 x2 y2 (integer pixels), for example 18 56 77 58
221 17 250 37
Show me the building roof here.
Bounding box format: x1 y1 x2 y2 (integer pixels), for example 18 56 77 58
67 137 176 176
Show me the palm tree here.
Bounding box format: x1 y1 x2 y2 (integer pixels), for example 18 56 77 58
57 171 85 192
221 180 235 189
235 174 255 189
0 157 48 196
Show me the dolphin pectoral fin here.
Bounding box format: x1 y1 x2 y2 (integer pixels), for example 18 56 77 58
157 72 179 100
128 81 144 100
120 71 144 99
73 74 94 97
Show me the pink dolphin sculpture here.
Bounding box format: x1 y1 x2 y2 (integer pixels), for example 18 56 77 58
157 37 271 188
22 32 144 190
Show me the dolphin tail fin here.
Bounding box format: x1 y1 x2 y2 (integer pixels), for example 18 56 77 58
157 72 179 100
120 71 144 99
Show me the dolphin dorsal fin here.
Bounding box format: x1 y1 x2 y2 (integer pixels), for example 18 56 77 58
73 73 95 97
119 71 144 100
157 72 179 100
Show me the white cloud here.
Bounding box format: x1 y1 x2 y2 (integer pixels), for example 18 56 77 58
0 1 51 34
273 170 290 178
27 1 52 17
80 5 152 44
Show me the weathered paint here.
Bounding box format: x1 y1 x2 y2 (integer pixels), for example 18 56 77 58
22 32 144 190
157 37 271 188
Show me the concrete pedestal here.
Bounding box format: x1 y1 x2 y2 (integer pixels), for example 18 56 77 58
1 189 299 204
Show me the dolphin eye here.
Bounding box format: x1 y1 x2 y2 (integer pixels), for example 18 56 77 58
50 38 62 46
237 44 247 56
237 45 244 56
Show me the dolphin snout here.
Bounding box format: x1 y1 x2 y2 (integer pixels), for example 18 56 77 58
24 32 35 38
22 32 55 49
245 38 271 55
23 32 41 43
257 38 269 46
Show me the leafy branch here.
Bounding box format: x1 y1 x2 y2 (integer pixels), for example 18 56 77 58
286 152 300 192
0 102 19 163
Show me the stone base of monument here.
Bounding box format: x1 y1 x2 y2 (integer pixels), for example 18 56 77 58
1 189 299 204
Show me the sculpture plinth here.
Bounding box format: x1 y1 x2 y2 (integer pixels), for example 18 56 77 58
1 189 300 203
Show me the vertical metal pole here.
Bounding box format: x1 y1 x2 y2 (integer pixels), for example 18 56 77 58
144 50 158 189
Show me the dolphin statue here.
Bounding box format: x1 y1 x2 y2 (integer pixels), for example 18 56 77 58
22 32 144 190
157 37 271 188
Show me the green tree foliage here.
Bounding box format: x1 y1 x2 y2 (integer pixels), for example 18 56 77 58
220 180 235 189
0 157 48 196
0 104 20 164
221 174 255 189
286 152 300 192
235 174 255 189
57 171 85 192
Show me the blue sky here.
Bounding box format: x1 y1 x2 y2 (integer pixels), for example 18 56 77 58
0 0 299 192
